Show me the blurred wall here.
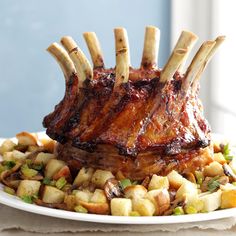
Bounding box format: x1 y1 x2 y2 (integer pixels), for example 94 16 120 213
0 0 170 137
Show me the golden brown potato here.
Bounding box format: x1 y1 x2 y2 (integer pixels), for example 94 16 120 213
64 194 77 211
167 170 185 189
73 167 94 187
44 159 65 178
132 198 156 216
200 190 222 212
221 189 236 209
0 139 16 155
124 185 147 199
213 153 226 165
34 152 56 165
176 181 198 200
148 175 169 191
91 169 114 188
75 190 93 203
42 186 65 204
90 189 108 204
111 198 132 216
145 189 170 215
204 161 224 177
17 180 41 198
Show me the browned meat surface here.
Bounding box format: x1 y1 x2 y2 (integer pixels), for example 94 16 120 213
43 27 225 179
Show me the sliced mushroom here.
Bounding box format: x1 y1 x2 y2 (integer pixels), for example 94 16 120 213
78 200 110 215
104 178 123 200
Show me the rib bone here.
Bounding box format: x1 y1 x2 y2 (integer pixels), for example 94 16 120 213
114 27 130 87
141 26 160 69
61 36 93 86
47 43 76 81
83 32 104 68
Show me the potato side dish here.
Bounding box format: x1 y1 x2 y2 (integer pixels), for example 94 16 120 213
1 131 236 216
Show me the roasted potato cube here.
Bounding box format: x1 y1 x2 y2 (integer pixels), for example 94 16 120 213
90 189 107 204
184 193 204 212
75 190 93 203
200 190 222 212
0 139 16 155
16 132 38 146
124 185 147 199
221 189 236 208
132 198 156 216
17 180 41 198
64 194 77 211
145 189 170 215
91 169 114 188
12 150 27 160
45 159 65 179
167 170 185 189
176 181 198 200
2 152 14 161
40 139 56 153
73 167 94 187
111 198 132 216
35 152 55 165
42 186 65 204
213 153 226 165
204 161 224 177
148 175 169 191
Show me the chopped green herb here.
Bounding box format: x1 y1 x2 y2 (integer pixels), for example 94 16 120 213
56 177 67 190
120 179 132 189
207 176 220 192
43 177 51 185
4 186 15 195
32 163 44 171
74 205 88 213
184 205 197 214
173 206 184 215
223 143 234 161
21 164 38 178
195 171 204 185
21 195 33 204
4 161 16 169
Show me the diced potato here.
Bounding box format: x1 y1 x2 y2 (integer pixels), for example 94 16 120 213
40 139 56 153
73 167 94 187
132 198 156 216
200 190 222 212
35 152 55 165
213 153 226 165
221 189 236 208
145 189 170 215
90 189 107 204
167 170 185 189
44 159 65 179
184 193 204 212
229 158 236 174
12 150 27 160
17 180 41 198
204 161 224 177
176 181 198 200
42 186 65 204
79 201 110 215
0 140 16 155
111 198 132 216
16 132 38 146
213 142 222 153
148 175 169 191
2 152 14 161
75 190 93 203
64 195 77 211
124 185 147 199
91 169 114 188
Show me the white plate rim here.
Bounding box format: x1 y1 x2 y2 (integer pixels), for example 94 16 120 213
0 132 236 224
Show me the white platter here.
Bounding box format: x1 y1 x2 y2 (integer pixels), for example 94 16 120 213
0 132 236 224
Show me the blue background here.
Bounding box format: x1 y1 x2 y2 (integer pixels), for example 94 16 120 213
0 0 170 137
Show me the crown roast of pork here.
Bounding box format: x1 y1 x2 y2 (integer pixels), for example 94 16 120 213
43 26 225 180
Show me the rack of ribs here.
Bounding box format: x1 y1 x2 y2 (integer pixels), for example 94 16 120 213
43 26 225 180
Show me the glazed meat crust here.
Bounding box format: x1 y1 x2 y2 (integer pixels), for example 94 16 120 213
43 68 211 157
